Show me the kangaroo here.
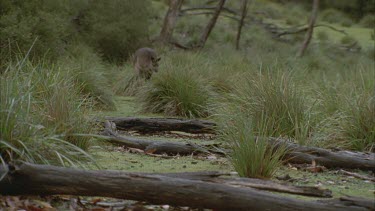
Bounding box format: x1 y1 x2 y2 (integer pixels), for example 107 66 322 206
133 47 161 80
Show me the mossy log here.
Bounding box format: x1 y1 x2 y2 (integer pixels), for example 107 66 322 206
269 138 375 171
104 117 216 134
0 162 371 211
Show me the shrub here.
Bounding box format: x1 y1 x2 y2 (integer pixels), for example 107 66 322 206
316 31 329 42
82 0 152 63
0 0 79 61
320 8 354 26
340 35 357 45
61 44 116 110
359 14 375 28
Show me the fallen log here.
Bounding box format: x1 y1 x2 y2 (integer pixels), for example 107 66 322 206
101 118 375 170
154 171 332 197
100 121 217 155
319 196 374 210
269 138 375 171
97 121 216 156
0 163 368 211
104 117 216 134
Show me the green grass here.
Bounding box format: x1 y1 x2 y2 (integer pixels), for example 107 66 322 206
137 55 213 118
219 114 287 178
0 59 95 166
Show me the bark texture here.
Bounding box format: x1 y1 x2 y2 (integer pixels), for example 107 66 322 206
159 0 184 43
0 163 370 211
198 0 226 48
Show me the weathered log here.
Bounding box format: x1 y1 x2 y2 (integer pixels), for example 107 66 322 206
0 163 369 211
106 134 210 155
157 171 332 197
319 196 374 210
105 117 216 134
100 120 216 155
269 138 375 171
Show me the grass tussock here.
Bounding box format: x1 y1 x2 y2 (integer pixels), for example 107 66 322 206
219 113 287 179
228 71 311 144
0 59 95 166
137 60 212 118
61 44 116 110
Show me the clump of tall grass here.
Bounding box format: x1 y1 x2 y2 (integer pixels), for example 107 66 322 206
61 44 116 110
137 62 212 118
340 92 375 151
227 71 312 144
320 8 354 26
359 14 375 28
0 59 95 166
218 113 287 179
311 62 375 151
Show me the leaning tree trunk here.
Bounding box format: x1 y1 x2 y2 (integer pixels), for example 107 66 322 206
297 0 319 57
159 0 184 43
236 0 248 50
198 0 226 48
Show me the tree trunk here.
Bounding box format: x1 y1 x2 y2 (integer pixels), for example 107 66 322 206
297 0 319 57
159 0 184 43
198 0 226 48
236 0 248 50
0 162 369 211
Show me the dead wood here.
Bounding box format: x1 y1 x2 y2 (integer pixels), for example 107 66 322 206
180 5 237 15
338 170 375 182
319 196 374 210
104 117 216 134
277 24 348 38
269 138 375 171
156 171 332 197
0 162 369 211
100 120 219 155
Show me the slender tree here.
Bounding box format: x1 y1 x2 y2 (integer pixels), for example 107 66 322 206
159 0 184 43
236 0 249 50
198 0 226 48
297 0 319 57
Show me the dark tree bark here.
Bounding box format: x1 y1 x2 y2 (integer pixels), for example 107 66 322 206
100 120 219 155
0 163 369 211
236 0 248 50
104 117 216 134
297 0 319 57
159 0 184 43
269 138 375 171
198 0 226 48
